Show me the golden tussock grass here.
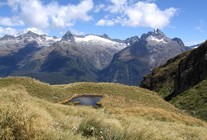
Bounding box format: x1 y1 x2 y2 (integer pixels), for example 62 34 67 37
0 77 206 140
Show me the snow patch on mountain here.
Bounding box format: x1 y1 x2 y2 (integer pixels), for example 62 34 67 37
75 35 114 43
75 35 127 50
44 36 61 42
147 36 167 44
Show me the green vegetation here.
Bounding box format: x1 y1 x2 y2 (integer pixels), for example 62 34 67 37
0 77 207 139
171 80 207 121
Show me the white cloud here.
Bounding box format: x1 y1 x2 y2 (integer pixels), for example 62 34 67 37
0 16 24 26
7 0 94 29
48 0 93 28
96 19 116 26
21 0 49 28
0 27 18 36
0 26 46 37
107 0 127 13
96 1 177 29
24 27 45 35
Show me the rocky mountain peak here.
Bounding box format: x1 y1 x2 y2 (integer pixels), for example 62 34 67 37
125 36 139 45
141 29 166 40
23 31 41 38
61 31 75 42
172 37 185 46
154 28 164 35
100 33 111 39
0 35 15 40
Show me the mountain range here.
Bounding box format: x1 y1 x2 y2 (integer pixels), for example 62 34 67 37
0 29 188 84
0 31 126 84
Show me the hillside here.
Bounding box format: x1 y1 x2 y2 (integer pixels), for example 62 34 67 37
141 41 207 121
171 80 207 121
0 77 207 139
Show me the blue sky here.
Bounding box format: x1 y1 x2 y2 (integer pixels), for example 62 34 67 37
0 0 206 46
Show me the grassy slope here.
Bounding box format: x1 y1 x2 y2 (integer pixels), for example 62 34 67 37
171 80 207 121
0 77 207 140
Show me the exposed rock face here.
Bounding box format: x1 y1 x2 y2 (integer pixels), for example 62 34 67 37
61 31 75 42
125 36 139 45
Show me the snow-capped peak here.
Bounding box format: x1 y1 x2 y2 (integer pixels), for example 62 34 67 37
154 28 164 35
0 31 60 47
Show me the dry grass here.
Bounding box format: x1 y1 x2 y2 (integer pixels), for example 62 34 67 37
0 77 206 140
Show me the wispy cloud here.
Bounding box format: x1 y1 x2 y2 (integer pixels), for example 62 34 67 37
0 2 6 7
195 20 205 33
0 27 18 36
69 29 85 36
96 1 177 29
94 4 106 13
24 27 45 35
0 16 24 26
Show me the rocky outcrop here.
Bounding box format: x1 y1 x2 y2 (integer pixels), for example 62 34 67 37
61 31 75 42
